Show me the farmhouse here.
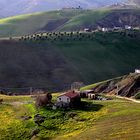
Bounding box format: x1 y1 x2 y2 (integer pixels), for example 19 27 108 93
57 90 81 107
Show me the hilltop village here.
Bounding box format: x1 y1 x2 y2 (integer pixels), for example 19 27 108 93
17 25 140 42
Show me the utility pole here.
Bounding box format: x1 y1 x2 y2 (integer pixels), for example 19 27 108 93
116 84 119 96
30 87 33 95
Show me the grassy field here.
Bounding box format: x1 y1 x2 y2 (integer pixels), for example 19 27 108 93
0 9 86 38
1 94 140 140
53 31 140 84
0 95 35 140
0 8 140 38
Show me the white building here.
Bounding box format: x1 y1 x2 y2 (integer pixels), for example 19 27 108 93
57 93 70 103
84 28 91 32
102 28 108 32
56 91 81 108
135 69 140 74
57 90 80 104
125 25 132 30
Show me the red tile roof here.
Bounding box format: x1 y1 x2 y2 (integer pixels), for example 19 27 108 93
59 91 80 99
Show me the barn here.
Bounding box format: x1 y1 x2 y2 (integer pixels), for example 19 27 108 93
80 90 94 98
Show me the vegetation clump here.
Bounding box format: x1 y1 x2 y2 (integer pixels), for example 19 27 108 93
35 93 52 108
135 92 140 99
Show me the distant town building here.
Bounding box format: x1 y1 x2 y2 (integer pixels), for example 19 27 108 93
135 69 140 74
125 25 132 30
84 28 91 32
113 26 122 30
62 6 83 10
102 28 108 32
133 27 140 30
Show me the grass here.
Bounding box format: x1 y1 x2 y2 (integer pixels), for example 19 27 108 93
0 10 85 38
0 8 140 37
1 94 140 140
55 100 140 140
52 31 140 85
80 75 123 91
59 9 110 31
0 31 140 90
135 92 140 99
0 95 36 140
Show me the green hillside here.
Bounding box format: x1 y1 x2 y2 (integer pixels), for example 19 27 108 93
1 94 140 140
0 31 140 91
0 9 85 38
0 8 140 38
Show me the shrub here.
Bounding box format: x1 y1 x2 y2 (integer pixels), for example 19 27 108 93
0 99 3 104
135 92 140 99
35 93 52 108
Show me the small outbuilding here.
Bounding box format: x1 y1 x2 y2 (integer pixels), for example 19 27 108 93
135 69 140 74
88 93 96 100
80 90 94 98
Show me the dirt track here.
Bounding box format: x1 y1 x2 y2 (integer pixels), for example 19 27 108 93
115 95 140 103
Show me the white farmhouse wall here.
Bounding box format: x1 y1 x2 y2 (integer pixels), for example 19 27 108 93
57 95 70 103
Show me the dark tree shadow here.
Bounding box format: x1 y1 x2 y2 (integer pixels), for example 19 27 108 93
73 101 104 112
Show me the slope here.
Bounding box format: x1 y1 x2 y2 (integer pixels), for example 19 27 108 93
0 10 85 38
128 0 140 5
60 9 140 31
81 73 140 98
0 9 140 38
1 94 140 140
0 31 140 91
0 0 126 17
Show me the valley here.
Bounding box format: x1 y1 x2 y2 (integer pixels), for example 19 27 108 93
0 2 140 139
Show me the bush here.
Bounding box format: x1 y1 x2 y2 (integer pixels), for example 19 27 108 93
135 93 140 99
0 99 3 104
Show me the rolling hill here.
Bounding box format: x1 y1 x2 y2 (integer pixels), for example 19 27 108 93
1 92 140 140
81 73 140 98
128 0 140 5
0 0 127 17
0 8 140 38
0 0 139 18
0 31 140 91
